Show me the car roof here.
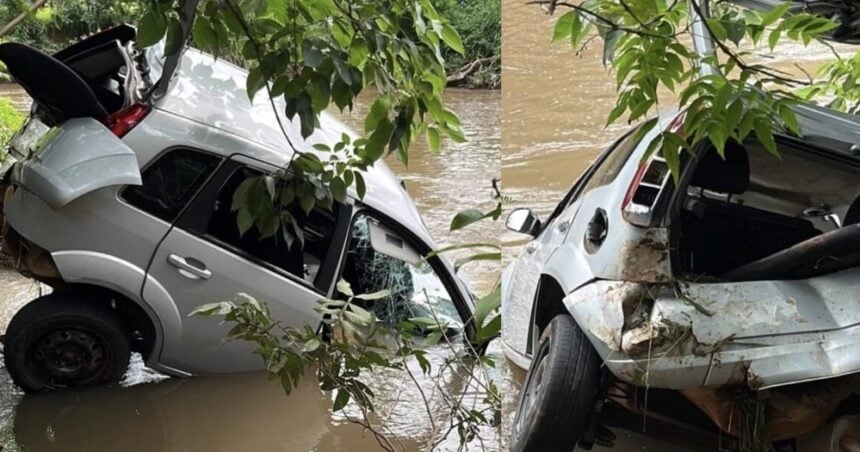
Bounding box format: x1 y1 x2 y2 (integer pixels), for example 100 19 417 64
146 46 436 247
793 103 860 159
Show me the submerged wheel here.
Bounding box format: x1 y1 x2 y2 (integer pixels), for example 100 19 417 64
511 314 602 452
4 293 130 392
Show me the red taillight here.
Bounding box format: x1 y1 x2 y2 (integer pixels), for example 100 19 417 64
104 103 151 138
622 160 649 212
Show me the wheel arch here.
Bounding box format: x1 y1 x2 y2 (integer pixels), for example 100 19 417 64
526 274 569 356
56 283 158 359
49 250 179 365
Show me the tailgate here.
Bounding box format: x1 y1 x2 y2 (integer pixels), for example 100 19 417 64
9 117 141 209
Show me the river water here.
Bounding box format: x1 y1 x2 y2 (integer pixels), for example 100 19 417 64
0 6 855 450
0 85 503 451
501 0 855 450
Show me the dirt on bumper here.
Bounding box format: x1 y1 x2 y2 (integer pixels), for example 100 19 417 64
563 272 860 390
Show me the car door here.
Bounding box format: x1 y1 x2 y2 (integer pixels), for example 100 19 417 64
143 155 351 375
503 193 583 357
503 127 643 358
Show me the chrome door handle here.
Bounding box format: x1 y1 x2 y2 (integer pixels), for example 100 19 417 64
526 243 538 254
167 254 211 280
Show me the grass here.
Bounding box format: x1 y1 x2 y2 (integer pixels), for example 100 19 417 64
0 97 25 152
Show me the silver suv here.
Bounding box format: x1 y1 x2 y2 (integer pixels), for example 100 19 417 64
0 26 474 392
503 105 860 449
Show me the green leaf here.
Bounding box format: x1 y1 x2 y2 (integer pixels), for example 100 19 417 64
473 285 500 329
246 67 266 102
355 290 391 301
440 23 464 55
336 279 354 297
330 177 347 203
450 209 490 231
552 10 576 43
475 315 500 345
354 172 367 199
426 127 441 154
768 29 782 51
754 117 778 155
761 2 791 27
364 96 391 133
362 117 394 162
189 302 233 317
137 10 167 48
779 105 801 136
455 252 502 271
706 18 727 41
661 133 684 185
191 17 217 51
333 388 350 411
237 208 253 237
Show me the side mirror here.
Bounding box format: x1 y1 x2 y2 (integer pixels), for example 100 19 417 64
506 208 541 236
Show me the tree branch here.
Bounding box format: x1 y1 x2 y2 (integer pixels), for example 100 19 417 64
0 0 48 38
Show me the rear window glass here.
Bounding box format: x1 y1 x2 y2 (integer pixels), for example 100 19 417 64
581 125 645 194
122 149 221 222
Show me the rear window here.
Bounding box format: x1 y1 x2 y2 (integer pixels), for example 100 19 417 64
581 125 646 194
122 149 221 222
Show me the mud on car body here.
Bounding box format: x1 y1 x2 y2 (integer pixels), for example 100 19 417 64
0 26 475 392
503 104 860 449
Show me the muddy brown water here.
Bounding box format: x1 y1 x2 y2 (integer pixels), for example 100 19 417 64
501 0 855 450
0 84 503 451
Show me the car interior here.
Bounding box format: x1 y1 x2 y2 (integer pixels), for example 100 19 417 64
675 139 860 281
0 26 142 125
206 167 339 285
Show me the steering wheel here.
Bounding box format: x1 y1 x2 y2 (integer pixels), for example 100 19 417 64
722 223 860 281
0 43 108 123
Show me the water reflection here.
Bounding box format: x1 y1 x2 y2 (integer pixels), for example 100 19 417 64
13 372 414 452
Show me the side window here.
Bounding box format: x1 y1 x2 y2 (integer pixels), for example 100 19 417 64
122 149 220 222
581 125 644 194
341 214 464 331
205 167 339 285
542 126 643 227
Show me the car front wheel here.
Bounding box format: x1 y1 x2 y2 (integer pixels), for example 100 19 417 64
510 314 602 452
4 293 131 392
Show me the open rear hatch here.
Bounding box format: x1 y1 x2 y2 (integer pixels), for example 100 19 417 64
0 21 194 209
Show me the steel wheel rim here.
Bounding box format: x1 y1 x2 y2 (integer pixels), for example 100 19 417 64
29 327 111 387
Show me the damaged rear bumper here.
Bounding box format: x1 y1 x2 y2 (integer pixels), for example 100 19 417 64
564 273 860 390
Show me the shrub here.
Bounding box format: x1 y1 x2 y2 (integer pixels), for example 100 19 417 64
0 98 25 150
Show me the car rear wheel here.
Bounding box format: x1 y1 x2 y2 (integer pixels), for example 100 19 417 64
4 293 131 392
511 314 601 452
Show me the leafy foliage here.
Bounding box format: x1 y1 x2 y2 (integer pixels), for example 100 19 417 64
541 0 848 180
800 51 860 114
138 0 467 244
0 0 142 53
192 277 501 450
435 0 501 87
0 97 24 157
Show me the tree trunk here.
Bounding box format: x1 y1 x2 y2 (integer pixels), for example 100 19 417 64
446 57 495 87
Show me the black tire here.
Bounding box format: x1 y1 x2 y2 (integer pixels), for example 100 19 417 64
4 293 131 392
510 314 602 452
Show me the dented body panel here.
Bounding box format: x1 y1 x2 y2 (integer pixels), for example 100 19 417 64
563 270 860 390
